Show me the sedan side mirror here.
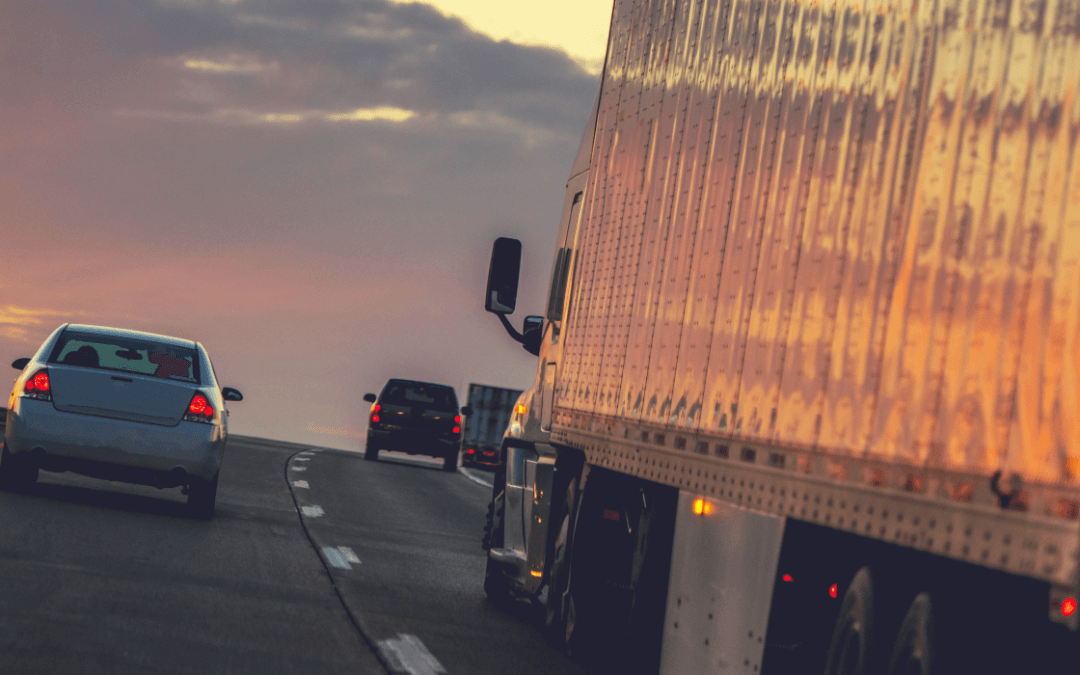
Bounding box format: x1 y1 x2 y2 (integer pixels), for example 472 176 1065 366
222 387 244 402
460 405 473 416
363 393 377 403
12 358 30 370
485 237 521 314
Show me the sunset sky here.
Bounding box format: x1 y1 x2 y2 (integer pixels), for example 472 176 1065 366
1 0 611 450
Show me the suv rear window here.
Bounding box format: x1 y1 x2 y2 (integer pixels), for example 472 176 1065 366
49 331 201 383
380 381 457 410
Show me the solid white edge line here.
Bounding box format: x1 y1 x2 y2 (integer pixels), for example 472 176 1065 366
458 467 494 489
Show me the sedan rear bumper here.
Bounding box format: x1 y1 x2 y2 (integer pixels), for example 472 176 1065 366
367 428 458 458
6 399 224 482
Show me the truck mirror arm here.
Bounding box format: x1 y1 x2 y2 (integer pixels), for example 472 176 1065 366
496 313 541 357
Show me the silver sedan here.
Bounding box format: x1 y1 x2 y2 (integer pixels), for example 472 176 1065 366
4 324 243 518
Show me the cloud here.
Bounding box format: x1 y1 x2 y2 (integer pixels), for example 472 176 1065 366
0 0 598 449
182 54 275 74
114 105 418 125
0 305 80 343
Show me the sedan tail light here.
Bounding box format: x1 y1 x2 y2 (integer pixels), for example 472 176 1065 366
184 393 215 423
22 369 52 401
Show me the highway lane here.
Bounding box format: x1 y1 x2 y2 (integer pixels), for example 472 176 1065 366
0 435 383 675
0 433 594 674
288 448 594 675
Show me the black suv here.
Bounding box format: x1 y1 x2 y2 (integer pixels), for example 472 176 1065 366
363 379 472 472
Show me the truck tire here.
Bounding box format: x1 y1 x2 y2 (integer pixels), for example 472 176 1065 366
483 554 513 605
824 567 880 675
544 483 576 647
887 593 934 675
543 474 604 662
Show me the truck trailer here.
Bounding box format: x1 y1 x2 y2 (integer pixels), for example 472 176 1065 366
460 383 523 468
480 0 1080 672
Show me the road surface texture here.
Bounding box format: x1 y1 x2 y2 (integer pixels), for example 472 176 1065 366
0 435 591 675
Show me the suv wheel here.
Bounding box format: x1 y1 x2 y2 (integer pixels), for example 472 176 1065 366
442 450 458 472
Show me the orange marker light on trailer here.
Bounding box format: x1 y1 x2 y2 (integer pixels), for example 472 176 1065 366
515 404 527 415
692 498 713 515
1063 597 1077 617
829 584 838 599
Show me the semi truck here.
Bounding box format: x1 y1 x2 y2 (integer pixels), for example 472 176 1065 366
460 383 523 468
479 0 1080 672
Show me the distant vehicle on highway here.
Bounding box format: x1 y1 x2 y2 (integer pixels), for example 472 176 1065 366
363 379 472 472
4 324 243 518
459 383 521 470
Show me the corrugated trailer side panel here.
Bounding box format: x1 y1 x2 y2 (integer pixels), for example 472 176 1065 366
557 0 1080 482
551 0 1080 583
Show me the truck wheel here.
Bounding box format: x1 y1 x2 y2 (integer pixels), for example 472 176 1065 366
483 554 513 604
824 567 879 675
887 593 934 675
544 506 573 645
544 482 597 660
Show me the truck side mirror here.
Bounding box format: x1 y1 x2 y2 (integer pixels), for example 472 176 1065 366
363 393 377 403
485 237 522 314
522 315 543 356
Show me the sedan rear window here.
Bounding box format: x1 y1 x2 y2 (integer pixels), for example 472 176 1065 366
49 331 201 383
381 382 457 410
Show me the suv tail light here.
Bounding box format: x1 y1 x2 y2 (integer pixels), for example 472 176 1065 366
371 403 381 423
184 393 215 423
22 369 52 401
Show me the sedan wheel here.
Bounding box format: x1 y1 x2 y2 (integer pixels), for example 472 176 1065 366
187 471 219 519
0 444 36 491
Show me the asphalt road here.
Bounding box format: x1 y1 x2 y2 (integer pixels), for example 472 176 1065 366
0 435 592 675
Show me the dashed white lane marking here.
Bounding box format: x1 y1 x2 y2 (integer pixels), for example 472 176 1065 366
301 505 325 517
377 634 447 675
291 466 307 472
294 457 311 462
292 480 309 488
339 546 360 563
322 546 360 569
459 467 494 489
323 547 351 569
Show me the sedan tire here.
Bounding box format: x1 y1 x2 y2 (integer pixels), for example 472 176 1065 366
0 443 37 491
187 470 219 519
